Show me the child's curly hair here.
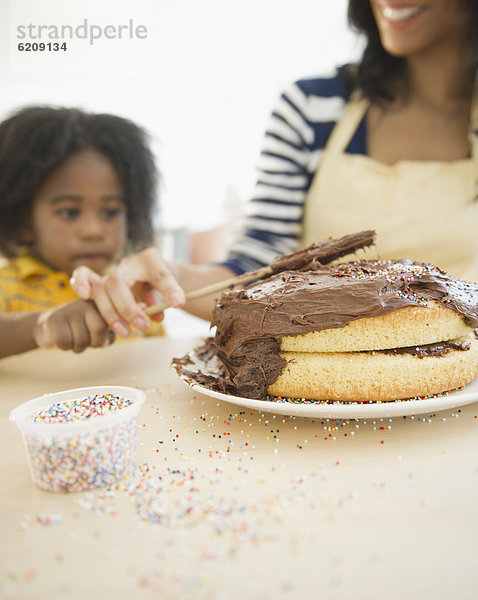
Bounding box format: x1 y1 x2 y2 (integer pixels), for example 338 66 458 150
0 105 158 257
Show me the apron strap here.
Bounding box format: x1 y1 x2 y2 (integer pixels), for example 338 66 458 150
306 92 369 194
469 78 478 199
469 72 478 156
322 92 369 156
313 87 478 200
332 88 478 159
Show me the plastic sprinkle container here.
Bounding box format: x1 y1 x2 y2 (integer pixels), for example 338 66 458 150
9 385 145 493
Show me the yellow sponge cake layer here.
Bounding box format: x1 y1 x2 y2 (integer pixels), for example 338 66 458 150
279 302 473 353
268 336 478 402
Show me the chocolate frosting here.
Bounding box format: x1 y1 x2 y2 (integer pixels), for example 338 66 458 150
209 259 478 399
270 230 376 273
379 339 471 358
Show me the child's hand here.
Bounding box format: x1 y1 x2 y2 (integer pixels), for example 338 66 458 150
71 248 185 338
33 300 114 353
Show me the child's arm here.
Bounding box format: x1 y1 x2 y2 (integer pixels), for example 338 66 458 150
0 300 112 359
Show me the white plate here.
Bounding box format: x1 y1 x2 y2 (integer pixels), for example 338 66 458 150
176 345 478 419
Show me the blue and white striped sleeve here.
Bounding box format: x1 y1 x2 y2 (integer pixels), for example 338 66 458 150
221 74 348 275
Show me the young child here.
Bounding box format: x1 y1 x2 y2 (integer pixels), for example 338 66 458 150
0 105 163 358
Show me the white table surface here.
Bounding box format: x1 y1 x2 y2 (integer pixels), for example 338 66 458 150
1 336 477 600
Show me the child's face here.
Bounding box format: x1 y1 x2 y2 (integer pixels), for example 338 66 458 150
27 149 127 276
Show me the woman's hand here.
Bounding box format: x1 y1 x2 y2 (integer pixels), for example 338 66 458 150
33 300 113 353
70 248 186 338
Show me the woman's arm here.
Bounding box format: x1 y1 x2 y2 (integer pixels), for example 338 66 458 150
169 261 238 319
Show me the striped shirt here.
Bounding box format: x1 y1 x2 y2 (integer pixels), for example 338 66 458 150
222 69 366 275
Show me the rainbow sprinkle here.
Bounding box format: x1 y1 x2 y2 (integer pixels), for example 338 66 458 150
267 388 458 405
32 393 133 423
25 394 138 492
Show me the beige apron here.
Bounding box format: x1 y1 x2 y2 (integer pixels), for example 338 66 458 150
301 94 478 281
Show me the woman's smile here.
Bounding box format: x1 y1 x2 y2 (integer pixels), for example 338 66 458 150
381 3 428 27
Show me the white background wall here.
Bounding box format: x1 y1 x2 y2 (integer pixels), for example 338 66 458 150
1 0 362 235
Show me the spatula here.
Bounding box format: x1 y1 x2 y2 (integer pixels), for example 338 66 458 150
144 229 376 317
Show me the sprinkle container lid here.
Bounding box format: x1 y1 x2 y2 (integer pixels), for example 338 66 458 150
9 386 146 435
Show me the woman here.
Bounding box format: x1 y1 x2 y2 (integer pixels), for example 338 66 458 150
72 0 478 337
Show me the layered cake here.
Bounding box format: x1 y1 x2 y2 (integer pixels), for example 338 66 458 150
175 233 478 402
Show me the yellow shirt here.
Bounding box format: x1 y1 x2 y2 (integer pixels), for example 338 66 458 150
0 252 165 336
